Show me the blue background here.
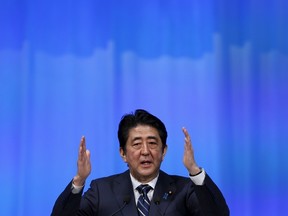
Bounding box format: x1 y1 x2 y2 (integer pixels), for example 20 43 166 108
0 0 288 215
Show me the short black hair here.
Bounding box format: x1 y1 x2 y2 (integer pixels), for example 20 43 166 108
118 109 167 152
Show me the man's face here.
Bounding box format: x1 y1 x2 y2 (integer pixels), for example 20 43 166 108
120 125 167 183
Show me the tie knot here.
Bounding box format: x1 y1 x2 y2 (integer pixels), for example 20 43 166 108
137 184 152 195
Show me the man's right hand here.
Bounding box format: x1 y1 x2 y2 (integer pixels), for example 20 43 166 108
73 136 91 186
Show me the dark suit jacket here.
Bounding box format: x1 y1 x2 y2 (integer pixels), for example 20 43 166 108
51 170 229 216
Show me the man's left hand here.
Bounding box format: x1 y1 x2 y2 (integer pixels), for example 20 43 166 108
182 127 201 175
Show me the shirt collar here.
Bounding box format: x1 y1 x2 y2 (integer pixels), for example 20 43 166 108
130 172 159 191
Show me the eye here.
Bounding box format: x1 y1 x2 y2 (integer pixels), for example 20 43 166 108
132 143 142 149
148 141 158 149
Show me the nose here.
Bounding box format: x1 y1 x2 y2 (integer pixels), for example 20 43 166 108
141 143 150 155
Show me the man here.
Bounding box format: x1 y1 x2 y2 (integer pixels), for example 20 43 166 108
51 109 229 216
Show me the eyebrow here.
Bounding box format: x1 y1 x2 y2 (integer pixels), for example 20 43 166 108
131 136 158 142
147 136 158 140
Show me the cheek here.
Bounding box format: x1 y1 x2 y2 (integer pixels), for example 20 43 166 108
126 151 140 161
152 151 165 160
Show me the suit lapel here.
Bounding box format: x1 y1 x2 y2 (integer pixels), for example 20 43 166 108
112 170 138 216
111 170 176 216
149 171 176 216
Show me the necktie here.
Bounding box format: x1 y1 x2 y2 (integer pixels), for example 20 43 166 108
136 184 152 216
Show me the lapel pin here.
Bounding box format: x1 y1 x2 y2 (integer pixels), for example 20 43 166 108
163 190 173 200
163 193 168 200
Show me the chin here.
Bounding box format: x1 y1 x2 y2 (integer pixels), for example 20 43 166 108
140 169 157 178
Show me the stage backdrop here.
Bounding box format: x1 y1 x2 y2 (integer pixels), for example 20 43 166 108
0 0 287 215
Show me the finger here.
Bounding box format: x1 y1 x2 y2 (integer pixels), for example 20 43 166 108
182 127 190 143
86 149 91 161
78 136 86 160
82 136 86 153
182 128 194 152
182 127 191 140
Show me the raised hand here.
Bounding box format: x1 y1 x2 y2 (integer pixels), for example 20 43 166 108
182 127 201 175
73 136 91 186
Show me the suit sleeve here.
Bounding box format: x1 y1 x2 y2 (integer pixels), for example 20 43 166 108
51 180 83 216
193 174 230 216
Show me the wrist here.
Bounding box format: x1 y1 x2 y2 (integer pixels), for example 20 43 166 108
188 166 202 176
73 175 86 187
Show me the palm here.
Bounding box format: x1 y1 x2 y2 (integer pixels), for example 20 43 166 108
182 128 199 175
75 136 91 184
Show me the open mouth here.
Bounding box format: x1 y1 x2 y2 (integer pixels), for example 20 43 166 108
141 161 152 166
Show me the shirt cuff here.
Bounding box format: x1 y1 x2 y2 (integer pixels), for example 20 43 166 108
189 168 206 185
71 182 84 194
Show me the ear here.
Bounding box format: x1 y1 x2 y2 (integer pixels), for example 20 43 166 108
161 145 168 161
119 147 127 162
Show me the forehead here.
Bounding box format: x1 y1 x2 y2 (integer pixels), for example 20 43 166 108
128 125 160 139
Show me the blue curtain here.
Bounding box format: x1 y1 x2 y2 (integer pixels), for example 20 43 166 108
0 0 287 215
